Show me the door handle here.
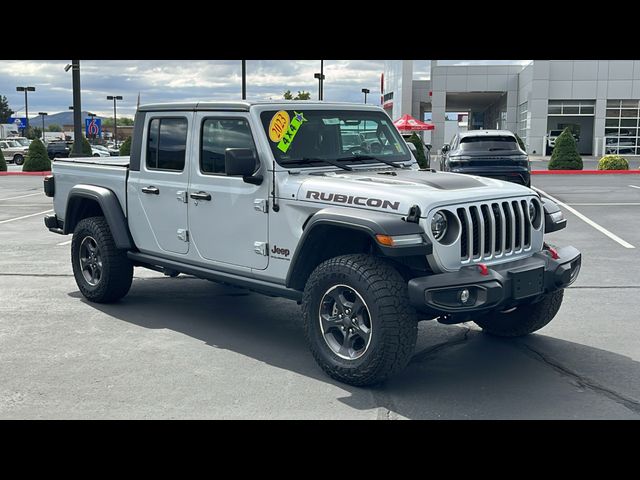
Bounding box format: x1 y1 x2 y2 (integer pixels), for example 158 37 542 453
141 186 160 195
190 191 211 201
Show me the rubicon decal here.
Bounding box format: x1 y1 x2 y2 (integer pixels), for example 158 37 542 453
306 191 400 211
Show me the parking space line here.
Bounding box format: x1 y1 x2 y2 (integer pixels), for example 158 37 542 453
57 240 72 246
0 192 43 201
629 185 640 190
0 209 53 225
533 187 635 249
568 203 640 206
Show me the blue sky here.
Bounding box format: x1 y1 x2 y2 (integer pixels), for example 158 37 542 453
0 60 530 120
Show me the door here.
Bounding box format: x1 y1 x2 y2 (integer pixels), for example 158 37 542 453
188 113 269 270
128 113 192 255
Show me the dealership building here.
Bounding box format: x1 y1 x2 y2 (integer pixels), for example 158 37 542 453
383 60 640 156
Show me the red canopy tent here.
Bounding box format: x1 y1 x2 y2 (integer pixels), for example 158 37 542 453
393 114 434 131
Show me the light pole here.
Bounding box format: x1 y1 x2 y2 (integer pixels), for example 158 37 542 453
65 61 83 157
38 112 47 142
361 88 370 104
241 60 246 100
314 60 325 101
16 86 35 136
107 95 123 148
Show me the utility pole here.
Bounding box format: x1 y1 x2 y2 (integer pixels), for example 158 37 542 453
241 60 246 100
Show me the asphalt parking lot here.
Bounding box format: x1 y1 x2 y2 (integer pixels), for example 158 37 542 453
1 173 639 419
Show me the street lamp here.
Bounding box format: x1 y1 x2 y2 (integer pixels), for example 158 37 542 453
107 95 123 147
38 112 47 142
65 60 83 157
16 86 35 135
361 88 370 104
314 60 325 101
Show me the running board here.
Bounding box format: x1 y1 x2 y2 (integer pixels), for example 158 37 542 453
127 251 303 301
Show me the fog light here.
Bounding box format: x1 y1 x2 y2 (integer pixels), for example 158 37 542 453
459 289 470 304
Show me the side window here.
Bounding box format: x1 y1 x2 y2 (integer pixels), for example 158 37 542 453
146 117 188 171
200 118 256 175
0 142 6 149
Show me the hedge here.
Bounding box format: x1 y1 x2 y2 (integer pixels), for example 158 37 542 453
119 136 132 156
0 147 6 172
406 133 428 169
22 139 51 172
598 155 629 170
548 128 583 170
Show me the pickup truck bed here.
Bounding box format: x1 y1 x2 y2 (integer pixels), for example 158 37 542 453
52 157 131 221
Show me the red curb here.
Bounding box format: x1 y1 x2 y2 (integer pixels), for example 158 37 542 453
532 170 640 175
0 171 51 176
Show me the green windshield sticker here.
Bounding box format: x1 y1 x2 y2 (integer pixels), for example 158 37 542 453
395 142 403 152
277 111 307 153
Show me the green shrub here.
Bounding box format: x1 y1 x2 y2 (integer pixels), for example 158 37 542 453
548 128 583 170
514 133 526 152
598 154 629 170
406 132 428 169
119 136 132 156
0 147 7 172
71 136 93 156
22 139 51 172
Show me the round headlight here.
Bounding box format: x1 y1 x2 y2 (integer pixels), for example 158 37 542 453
529 202 536 221
431 211 448 241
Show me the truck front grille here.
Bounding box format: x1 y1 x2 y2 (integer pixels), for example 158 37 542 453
457 199 532 263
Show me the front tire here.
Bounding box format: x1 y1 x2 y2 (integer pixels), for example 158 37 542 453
13 154 24 166
473 290 564 337
302 254 418 386
71 216 133 303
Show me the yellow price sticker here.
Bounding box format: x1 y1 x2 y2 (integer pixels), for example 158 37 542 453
269 110 290 142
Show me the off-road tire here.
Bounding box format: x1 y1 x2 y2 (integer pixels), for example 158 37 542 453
302 254 418 386
71 216 133 303
473 289 564 337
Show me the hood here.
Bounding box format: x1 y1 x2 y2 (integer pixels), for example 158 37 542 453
288 168 535 216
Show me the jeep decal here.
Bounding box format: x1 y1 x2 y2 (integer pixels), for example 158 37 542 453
306 191 400 211
270 245 291 261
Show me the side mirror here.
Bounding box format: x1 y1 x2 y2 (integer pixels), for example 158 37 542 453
225 148 263 185
441 144 450 154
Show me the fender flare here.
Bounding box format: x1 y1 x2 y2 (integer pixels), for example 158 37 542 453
285 207 431 289
64 185 134 250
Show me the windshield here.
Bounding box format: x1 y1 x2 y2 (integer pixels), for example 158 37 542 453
459 136 519 152
7 141 21 148
13 138 29 146
260 109 411 167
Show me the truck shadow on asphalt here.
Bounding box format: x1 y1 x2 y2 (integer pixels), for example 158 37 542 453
70 275 640 419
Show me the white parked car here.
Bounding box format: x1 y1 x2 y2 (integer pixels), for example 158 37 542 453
91 145 111 157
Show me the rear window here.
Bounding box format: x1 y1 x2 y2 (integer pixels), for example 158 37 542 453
459 136 519 152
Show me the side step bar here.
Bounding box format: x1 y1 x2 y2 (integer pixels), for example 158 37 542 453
127 251 303 301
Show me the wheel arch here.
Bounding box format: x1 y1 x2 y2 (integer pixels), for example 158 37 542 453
64 185 133 250
286 207 431 291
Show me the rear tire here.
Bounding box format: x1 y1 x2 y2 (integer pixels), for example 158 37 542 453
473 290 564 337
13 154 24 166
302 254 418 386
71 216 133 303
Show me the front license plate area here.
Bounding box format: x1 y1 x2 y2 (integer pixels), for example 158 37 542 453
510 267 544 300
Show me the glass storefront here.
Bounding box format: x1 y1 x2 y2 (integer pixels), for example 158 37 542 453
605 99 640 155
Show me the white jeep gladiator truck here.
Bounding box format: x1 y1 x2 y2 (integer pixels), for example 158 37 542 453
43 101 581 386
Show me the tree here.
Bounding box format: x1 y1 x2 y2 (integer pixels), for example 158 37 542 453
283 90 311 100
0 146 7 172
22 139 51 172
548 128 583 170
119 136 132 156
71 136 93 156
0 95 14 123
406 132 429 169
47 124 63 132
103 117 134 128
31 126 42 140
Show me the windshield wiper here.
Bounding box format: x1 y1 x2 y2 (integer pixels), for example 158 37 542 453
335 155 402 168
281 157 353 171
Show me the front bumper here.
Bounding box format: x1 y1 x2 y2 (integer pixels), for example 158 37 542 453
408 245 581 316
